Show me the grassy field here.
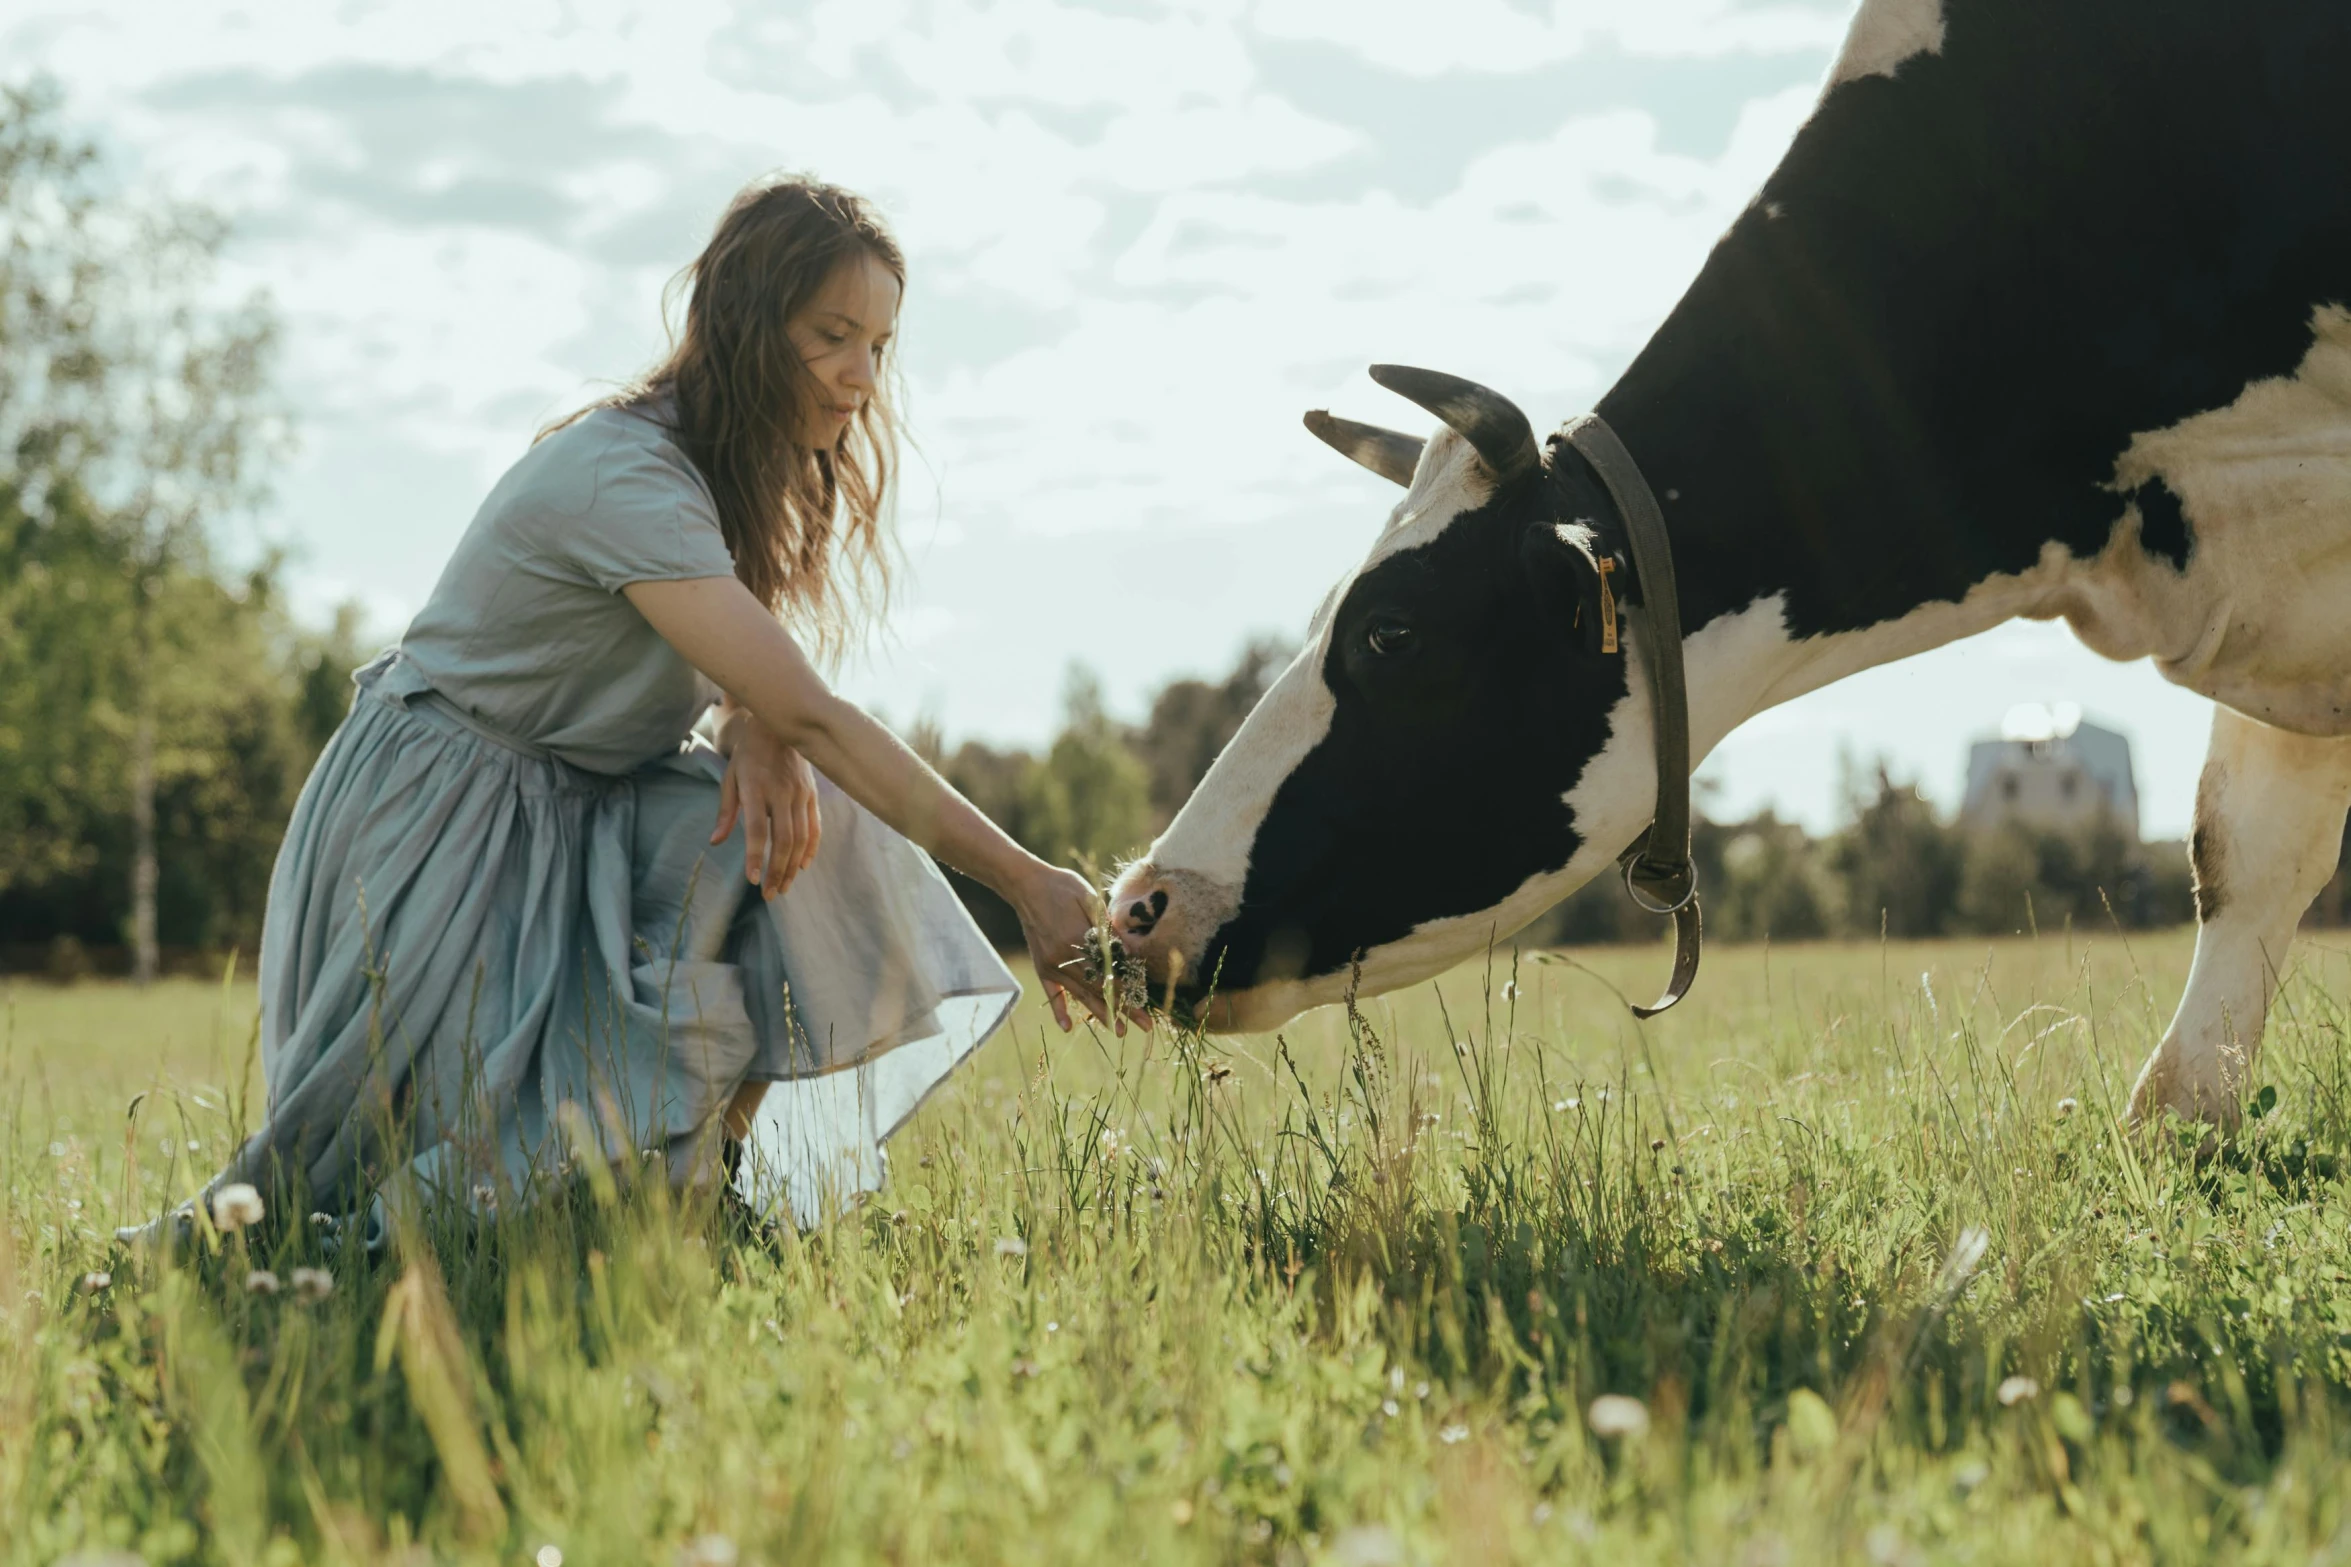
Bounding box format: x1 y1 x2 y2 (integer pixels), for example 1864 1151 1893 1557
12 925 2351 1563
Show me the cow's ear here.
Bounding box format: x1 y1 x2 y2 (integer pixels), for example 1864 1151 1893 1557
1521 520 1614 656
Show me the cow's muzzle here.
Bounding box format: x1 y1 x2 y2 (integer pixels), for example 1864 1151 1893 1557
1104 861 1241 1011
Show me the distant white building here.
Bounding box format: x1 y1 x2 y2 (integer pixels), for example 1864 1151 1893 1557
1960 702 2139 840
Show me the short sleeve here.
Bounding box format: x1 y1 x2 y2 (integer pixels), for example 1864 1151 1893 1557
558 414 739 594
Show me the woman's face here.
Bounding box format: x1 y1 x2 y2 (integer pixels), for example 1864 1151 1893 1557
786 249 901 448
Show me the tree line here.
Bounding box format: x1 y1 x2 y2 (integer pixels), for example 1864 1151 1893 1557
1544 765 2201 948
0 81 375 979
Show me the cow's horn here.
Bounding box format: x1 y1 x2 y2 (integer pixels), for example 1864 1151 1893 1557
1367 364 1538 485
1303 410 1424 487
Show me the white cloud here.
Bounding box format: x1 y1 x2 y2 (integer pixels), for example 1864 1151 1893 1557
1254 0 1852 74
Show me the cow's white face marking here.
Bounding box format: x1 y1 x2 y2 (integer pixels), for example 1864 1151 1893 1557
1110 429 1505 1008
1145 642 1333 896
1828 0 1947 87
1154 431 1504 874
1146 430 1495 888
1362 427 1499 565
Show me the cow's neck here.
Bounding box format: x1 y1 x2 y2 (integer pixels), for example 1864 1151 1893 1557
1584 228 2062 765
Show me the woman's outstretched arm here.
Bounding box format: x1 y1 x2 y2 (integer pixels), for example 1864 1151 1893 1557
624 573 1126 1031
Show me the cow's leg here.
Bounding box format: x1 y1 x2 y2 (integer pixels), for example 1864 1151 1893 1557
2127 707 2351 1128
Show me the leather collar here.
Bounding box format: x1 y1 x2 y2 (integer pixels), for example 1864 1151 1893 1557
1558 413 1703 1019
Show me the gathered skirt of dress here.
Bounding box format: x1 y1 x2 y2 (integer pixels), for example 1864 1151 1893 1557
185 652 1017 1231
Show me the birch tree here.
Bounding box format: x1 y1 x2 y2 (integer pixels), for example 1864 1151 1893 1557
0 79 285 981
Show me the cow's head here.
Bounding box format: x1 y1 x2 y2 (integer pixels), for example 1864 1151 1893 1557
1107 366 1655 1032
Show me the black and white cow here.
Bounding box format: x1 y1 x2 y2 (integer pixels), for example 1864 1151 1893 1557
1107 0 2351 1128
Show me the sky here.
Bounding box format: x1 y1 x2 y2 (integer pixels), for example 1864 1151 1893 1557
4 0 2219 837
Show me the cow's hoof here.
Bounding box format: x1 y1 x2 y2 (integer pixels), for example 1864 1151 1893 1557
2125 1049 2241 1157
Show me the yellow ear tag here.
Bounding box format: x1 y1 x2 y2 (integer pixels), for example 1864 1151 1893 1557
1596 556 1619 654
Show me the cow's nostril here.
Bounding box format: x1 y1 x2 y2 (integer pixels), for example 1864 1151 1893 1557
1125 898 1158 934
1148 889 1169 918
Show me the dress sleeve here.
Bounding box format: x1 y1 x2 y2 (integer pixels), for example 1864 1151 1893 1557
563 422 740 593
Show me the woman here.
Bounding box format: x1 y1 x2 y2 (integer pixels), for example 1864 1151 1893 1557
162 177 1113 1235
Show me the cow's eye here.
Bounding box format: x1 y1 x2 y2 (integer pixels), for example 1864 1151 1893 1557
1364 616 1416 657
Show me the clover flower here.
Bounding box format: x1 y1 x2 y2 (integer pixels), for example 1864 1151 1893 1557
1587 1394 1651 1440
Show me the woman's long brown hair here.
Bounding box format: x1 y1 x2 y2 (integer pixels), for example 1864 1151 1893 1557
548 176 902 663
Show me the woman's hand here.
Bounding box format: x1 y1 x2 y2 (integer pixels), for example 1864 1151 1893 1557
713 714 822 899
1010 862 1152 1035
1011 863 1108 1031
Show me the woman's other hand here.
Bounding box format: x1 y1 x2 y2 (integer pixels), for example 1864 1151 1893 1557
713 714 822 899
627 580 1139 984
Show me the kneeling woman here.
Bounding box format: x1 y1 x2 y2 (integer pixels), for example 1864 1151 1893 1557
175 178 1110 1232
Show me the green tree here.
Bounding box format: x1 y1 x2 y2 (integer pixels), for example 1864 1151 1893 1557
0 79 285 979
0 497 135 903
1825 759 1963 939
1954 814 2162 936
1703 809 1832 942
1027 667 1151 877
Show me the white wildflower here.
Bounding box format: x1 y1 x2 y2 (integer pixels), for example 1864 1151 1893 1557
1997 1375 2041 1407
678 1535 738 1567
1587 1393 1651 1440
535 1546 564 1567
77 1270 111 1295
993 1235 1027 1259
1438 1422 1470 1445
243 1269 281 1296
291 1267 335 1303
210 1183 265 1233
1329 1525 1405 1567
2056 1096 2079 1120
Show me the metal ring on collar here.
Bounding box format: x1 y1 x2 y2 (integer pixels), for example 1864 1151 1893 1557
1621 856 1699 916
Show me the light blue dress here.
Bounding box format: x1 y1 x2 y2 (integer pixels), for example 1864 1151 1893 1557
193 400 1016 1228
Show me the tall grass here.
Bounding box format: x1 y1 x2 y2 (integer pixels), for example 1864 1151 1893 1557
11 929 2351 1563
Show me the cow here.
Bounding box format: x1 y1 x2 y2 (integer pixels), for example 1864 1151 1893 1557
1104 0 2351 1130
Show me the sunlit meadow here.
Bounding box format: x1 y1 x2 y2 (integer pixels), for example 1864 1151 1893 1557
13 924 2351 1563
